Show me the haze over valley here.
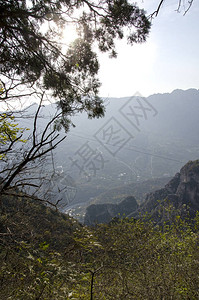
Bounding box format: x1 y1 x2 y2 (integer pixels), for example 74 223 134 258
17 88 199 220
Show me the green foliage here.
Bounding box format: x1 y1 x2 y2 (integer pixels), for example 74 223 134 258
0 0 151 194
0 0 151 129
0 114 20 144
0 81 29 159
0 113 29 159
0 114 27 143
1 193 199 299
0 194 81 299
89 216 199 299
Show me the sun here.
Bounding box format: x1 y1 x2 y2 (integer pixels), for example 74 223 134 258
61 24 79 47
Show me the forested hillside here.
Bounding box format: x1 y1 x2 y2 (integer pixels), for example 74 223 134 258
1 0 199 298
1 192 199 299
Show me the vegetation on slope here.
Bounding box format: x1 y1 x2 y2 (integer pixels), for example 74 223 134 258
1 194 199 299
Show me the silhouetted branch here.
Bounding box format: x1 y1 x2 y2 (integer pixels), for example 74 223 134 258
149 0 194 19
0 98 66 195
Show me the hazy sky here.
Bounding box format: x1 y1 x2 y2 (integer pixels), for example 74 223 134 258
98 0 199 98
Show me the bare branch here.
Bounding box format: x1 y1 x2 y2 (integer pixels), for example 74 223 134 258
184 0 194 15
0 134 23 155
0 100 66 194
149 0 194 19
148 0 165 19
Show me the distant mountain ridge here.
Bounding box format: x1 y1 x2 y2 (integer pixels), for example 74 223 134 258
16 89 199 215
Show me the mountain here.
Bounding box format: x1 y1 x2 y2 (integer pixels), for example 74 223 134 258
84 160 199 225
16 89 199 218
77 176 170 223
84 196 138 225
132 160 199 222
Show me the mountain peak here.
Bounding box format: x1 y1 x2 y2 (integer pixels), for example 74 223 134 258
133 160 199 222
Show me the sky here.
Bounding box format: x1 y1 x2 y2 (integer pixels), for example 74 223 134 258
98 0 199 98
2 0 198 112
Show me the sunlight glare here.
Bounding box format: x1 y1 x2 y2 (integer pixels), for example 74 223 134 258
61 24 79 47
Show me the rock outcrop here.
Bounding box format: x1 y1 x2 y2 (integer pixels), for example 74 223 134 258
84 160 199 225
131 160 199 221
84 196 138 225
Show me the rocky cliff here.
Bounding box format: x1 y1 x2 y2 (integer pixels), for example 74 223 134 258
84 160 199 225
84 196 138 225
131 160 199 221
